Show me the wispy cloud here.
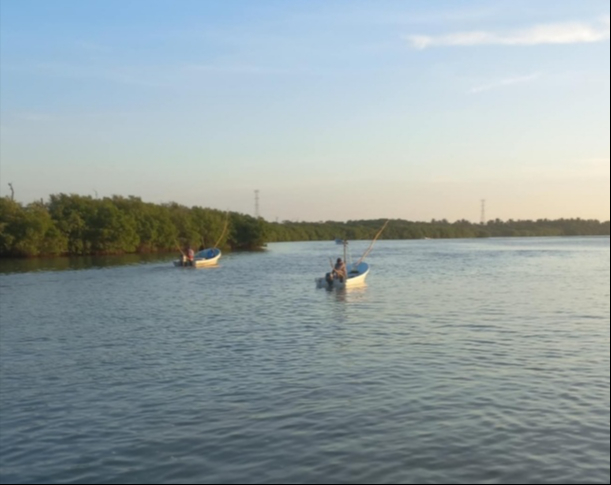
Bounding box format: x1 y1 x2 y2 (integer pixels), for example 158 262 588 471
291 5 501 28
470 73 541 94
3 61 290 89
184 64 288 75
406 17 610 49
2 62 168 87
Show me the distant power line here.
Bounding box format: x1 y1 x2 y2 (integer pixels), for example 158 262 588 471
481 199 486 225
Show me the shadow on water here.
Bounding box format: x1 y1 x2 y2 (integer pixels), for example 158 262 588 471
0 253 175 275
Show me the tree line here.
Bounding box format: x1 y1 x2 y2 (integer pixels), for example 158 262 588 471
0 193 608 258
265 218 610 242
0 194 265 257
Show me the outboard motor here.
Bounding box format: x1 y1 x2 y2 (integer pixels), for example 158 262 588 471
325 272 334 287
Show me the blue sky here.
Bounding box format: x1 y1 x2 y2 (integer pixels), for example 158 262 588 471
1 0 609 222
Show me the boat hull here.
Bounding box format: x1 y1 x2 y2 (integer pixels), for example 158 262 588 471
174 248 222 268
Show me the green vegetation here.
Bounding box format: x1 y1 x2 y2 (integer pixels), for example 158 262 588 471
265 218 610 242
0 194 608 258
0 194 265 257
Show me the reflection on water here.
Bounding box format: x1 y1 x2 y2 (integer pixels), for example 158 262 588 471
328 284 369 304
0 253 175 274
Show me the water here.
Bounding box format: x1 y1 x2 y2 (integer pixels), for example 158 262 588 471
0 238 609 484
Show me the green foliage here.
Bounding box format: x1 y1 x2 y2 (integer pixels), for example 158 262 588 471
87 200 139 254
0 193 609 258
264 217 610 242
0 199 67 256
47 193 94 254
111 196 178 252
228 214 267 250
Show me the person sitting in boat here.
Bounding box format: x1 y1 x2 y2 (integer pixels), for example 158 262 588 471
179 246 188 266
187 247 195 265
333 258 346 282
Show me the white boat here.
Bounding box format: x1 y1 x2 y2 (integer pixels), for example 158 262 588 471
174 247 221 268
316 261 369 289
317 220 388 290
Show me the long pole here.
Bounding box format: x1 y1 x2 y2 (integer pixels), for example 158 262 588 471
176 242 186 266
214 213 230 248
357 220 389 266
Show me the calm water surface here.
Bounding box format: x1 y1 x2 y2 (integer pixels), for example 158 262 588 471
0 238 609 484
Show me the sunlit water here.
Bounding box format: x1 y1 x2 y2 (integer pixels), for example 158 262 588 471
1 238 609 484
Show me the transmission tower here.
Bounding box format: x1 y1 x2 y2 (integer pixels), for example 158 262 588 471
254 190 260 219
480 199 486 225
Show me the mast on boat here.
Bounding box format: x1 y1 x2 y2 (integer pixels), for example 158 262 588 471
343 239 351 278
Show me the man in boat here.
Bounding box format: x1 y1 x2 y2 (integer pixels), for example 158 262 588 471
180 245 194 266
333 258 346 282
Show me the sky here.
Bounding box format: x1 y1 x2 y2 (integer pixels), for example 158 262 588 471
1 0 609 222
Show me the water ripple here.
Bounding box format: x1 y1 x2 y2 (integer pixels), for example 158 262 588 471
1 238 609 484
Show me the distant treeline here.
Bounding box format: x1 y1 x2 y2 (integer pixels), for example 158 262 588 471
0 194 609 258
266 218 610 242
0 194 266 257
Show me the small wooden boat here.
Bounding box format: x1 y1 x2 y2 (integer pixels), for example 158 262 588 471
317 221 388 290
174 215 229 268
174 248 221 268
316 261 369 289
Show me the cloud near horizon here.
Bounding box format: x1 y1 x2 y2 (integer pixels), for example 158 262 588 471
406 17 610 49
470 73 541 94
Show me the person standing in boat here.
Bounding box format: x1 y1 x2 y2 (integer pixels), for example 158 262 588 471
333 258 346 282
